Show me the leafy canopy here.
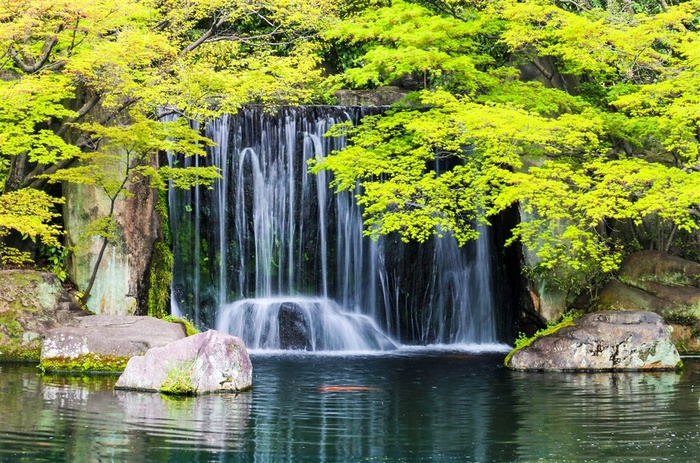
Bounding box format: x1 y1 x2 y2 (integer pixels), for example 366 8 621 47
0 0 333 268
314 0 700 296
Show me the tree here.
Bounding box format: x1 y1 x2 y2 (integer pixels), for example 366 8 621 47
0 0 334 301
313 0 700 299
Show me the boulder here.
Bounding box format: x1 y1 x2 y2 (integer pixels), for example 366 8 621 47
618 250 700 288
114 329 252 394
595 279 673 314
506 311 681 371
40 315 187 372
0 269 88 361
594 251 700 353
278 303 311 350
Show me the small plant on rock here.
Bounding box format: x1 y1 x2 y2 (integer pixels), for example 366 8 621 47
505 310 583 366
161 358 198 395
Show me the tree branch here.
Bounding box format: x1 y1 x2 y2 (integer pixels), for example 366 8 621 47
180 14 230 56
56 93 102 137
530 57 554 82
7 25 64 74
25 157 79 189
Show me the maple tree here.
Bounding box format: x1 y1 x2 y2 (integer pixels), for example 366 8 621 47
314 0 700 299
0 0 333 299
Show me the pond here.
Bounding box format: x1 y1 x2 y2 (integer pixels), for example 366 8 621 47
1 349 699 462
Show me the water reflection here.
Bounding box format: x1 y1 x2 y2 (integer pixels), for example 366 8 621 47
511 368 693 462
2 354 700 462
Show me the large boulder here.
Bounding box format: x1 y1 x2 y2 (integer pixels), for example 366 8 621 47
40 315 187 372
597 251 700 317
619 250 700 288
595 251 700 353
0 269 88 361
115 329 252 394
506 311 681 371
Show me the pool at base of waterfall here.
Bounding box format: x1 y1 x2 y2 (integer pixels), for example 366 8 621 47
2 351 697 463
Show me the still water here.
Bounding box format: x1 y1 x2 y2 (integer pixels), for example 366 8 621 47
1 349 700 463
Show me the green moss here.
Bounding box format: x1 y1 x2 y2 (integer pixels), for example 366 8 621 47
162 316 199 336
161 359 197 395
504 311 581 367
0 339 41 362
664 311 699 327
148 241 174 319
148 191 174 319
38 353 129 374
0 311 24 338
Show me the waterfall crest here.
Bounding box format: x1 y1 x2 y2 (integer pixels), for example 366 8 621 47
169 106 499 350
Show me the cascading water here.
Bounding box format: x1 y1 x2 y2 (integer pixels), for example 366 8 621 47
169 106 500 350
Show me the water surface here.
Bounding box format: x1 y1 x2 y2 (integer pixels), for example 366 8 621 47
1 350 699 462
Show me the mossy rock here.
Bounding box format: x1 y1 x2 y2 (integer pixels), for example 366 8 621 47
39 315 187 373
0 270 88 362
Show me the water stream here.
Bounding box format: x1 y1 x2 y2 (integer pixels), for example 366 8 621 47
169 107 501 349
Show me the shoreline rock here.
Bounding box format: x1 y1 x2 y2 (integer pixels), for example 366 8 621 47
0 270 88 362
40 315 187 372
115 329 252 395
506 311 681 371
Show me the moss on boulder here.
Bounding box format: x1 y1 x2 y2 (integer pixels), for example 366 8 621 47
0 270 88 362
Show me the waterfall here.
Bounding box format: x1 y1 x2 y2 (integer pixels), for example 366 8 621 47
169 106 499 350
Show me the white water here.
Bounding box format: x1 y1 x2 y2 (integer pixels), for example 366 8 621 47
216 297 398 351
169 107 500 350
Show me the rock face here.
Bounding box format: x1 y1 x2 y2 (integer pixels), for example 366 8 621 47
115 329 252 394
597 251 700 317
0 270 87 361
63 157 163 316
40 315 186 371
595 251 700 353
506 311 681 371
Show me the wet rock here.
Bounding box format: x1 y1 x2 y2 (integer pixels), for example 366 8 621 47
506 311 681 371
115 329 252 394
40 315 186 372
278 303 311 350
0 270 88 361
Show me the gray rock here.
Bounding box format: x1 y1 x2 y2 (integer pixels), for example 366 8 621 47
506 311 681 371
594 252 700 354
115 330 252 394
40 315 186 371
0 269 87 361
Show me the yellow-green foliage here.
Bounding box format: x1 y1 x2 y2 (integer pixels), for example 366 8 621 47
314 0 700 297
0 0 334 269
